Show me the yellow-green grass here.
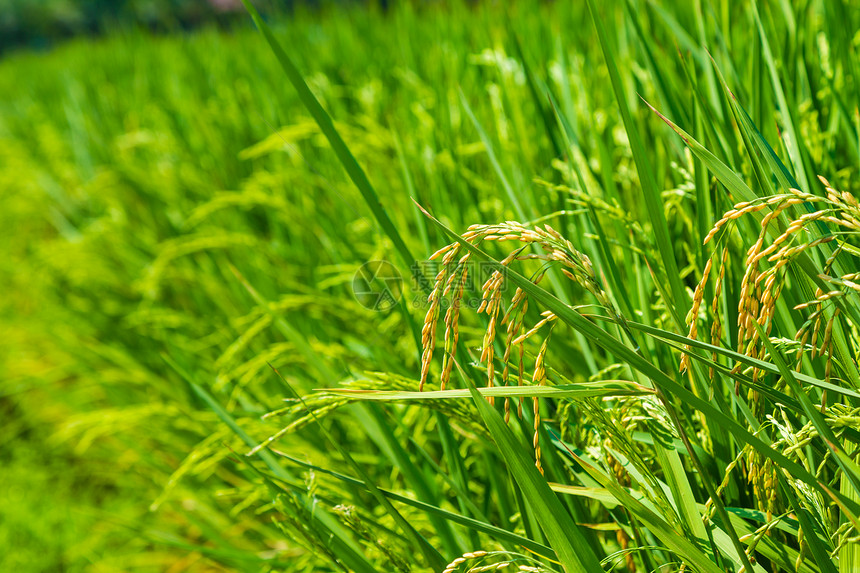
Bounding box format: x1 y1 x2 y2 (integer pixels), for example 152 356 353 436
2 1 860 571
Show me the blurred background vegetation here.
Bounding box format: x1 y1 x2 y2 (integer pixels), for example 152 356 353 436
0 0 382 53
3 0 860 572
2 0 232 52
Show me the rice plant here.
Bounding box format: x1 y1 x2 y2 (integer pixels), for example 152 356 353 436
2 0 859 572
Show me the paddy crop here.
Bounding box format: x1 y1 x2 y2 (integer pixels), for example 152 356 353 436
2 1 859 571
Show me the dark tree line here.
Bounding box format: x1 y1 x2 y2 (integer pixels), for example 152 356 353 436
1 0 388 54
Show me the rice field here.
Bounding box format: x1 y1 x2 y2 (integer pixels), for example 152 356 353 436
2 1 860 571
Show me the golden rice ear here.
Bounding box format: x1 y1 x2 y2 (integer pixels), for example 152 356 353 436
440 262 468 391
692 187 858 390
531 334 551 476
680 257 713 374
420 259 452 391
502 287 527 424
418 221 612 407
479 270 506 405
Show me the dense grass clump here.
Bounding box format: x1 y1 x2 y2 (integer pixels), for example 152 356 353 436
2 1 860 571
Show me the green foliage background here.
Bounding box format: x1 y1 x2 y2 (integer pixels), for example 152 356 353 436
1 1 859 572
